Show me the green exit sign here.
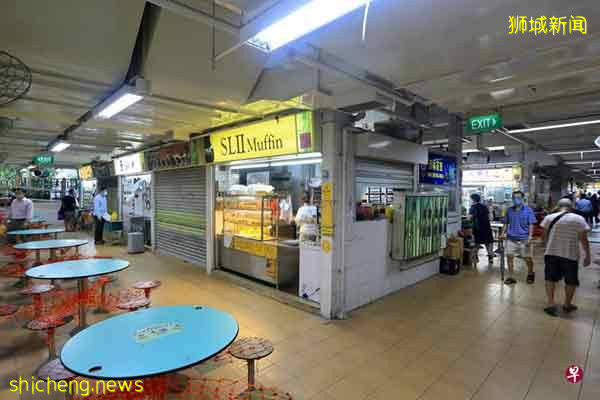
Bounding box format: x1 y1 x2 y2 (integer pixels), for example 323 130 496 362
466 113 503 135
33 154 54 165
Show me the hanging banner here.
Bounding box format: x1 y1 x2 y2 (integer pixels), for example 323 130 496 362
206 111 315 163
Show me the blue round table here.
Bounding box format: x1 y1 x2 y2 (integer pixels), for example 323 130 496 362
7 228 65 241
61 305 239 379
27 259 129 333
14 239 88 263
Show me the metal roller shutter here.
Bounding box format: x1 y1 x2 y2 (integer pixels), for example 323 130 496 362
154 167 207 266
355 158 414 191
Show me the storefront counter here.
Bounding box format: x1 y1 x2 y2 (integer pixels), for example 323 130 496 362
217 235 299 288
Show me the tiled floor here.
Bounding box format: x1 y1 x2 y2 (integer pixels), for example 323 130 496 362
1 204 599 399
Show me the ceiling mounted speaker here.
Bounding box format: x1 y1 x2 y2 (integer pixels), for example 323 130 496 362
0 51 32 106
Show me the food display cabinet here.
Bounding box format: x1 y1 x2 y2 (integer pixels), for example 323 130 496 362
392 193 449 260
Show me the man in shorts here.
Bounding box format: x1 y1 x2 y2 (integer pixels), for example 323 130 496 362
540 198 591 317
501 191 537 285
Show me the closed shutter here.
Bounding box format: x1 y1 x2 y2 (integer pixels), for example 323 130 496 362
355 158 414 191
154 167 207 266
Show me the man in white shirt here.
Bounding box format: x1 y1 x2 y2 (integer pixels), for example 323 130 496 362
92 188 108 245
7 188 34 243
540 198 591 317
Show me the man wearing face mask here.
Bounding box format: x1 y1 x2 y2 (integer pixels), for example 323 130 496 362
501 190 537 285
93 187 108 245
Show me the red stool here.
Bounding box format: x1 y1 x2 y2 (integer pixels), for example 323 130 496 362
229 337 274 391
21 284 55 318
37 358 77 400
92 275 117 314
27 316 73 360
132 280 162 300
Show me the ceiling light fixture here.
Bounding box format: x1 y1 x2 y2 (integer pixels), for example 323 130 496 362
507 119 600 134
93 78 149 120
49 139 71 153
486 146 505 151
489 75 514 83
247 0 373 51
462 149 481 153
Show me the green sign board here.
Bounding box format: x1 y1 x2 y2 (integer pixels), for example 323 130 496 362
32 154 54 166
465 113 503 135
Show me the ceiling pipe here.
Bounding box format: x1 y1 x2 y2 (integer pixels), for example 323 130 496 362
146 0 240 35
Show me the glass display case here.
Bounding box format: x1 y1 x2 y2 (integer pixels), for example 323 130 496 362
222 195 280 241
392 193 449 260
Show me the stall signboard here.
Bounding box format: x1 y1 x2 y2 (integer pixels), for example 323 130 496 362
463 168 514 184
92 161 114 178
145 142 193 171
78 165 94 180
321 181 334 236
114 153 144 176
206 111 315 163
32 154 54 166
420 155 457 185
465 113 503 135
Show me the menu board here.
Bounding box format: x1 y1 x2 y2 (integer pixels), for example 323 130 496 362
419 155 457 185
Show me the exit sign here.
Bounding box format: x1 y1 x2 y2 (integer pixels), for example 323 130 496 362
33 154 54 166
466 113 503 135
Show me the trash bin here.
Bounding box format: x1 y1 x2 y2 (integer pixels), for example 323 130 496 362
127 232 145 254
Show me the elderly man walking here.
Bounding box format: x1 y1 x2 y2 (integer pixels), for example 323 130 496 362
540 197 591 317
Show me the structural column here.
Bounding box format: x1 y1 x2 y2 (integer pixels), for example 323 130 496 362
447 114 463 212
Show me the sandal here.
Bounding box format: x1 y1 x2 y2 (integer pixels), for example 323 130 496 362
527 273 535 284
504 277 517 285
544 306 559 317
563 304 578 313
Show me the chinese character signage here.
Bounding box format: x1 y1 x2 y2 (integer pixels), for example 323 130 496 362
144 142 191 171
114 153 144 176
420 155 457 186
32 154 54 166
465 113 503 135
509 16 586 36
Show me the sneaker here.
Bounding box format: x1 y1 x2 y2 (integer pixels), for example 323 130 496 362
504 277 517 285
544 306 559 317
563 304 578 313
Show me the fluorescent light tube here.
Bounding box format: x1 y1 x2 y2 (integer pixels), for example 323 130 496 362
270 158 322 167
486 146 505 151
549 149 600 155
508 119 600 134
96 93 142 119
248 0 372 51
462 149 481 153
489 75 514 83
50 141 71 152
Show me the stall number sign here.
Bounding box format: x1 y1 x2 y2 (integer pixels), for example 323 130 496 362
79 165 93 180
33 154 54 166
114 153 144 175
208 112 314 163
465 113 503 135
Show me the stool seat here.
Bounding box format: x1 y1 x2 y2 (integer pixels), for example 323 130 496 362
26 315 73 331
37 358 76 381
133 280 161 290
21 284 55 295
117 297 150 311
0 304 19 316
229 337 274 361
